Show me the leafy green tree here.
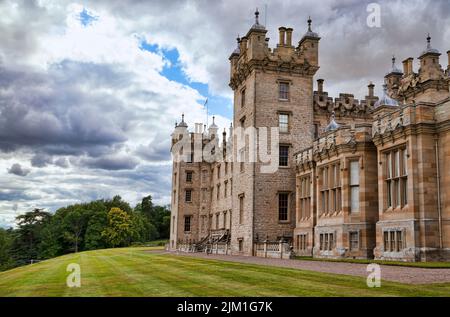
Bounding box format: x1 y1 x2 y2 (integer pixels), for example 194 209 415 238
102 208 133 247
0 228 14 271
11 208 52 265
131 212 157 243
63 207 88 253
38 216 63 259
84 205 108 250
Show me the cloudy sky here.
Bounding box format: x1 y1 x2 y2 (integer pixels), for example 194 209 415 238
0 0 449 227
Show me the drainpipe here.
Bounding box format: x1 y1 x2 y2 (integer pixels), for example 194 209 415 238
435 136 443 249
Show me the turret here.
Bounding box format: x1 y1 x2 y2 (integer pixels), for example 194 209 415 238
385 56 403 96
298 17 320 67
418 34 443 82
244 8 268 61
208 116 218 140
171 114 188 146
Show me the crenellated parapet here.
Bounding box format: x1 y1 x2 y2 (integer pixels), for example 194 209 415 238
313 80 378 118
229 13 320 90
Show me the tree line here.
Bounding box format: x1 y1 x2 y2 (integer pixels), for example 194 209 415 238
0 195 170 272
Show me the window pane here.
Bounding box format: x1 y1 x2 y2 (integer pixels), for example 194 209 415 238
279 83 289 100
279 193 289 221
350 161 359 186
351 186 360 213
402 149 408 176
279 114 289 133
279 146 289 167
386 153 392 179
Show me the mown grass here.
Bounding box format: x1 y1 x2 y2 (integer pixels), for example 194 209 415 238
0 247 449 297
294 256 450 269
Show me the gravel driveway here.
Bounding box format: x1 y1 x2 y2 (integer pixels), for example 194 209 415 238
165 251 450 285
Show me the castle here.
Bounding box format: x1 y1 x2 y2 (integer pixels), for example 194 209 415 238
169 10 450 262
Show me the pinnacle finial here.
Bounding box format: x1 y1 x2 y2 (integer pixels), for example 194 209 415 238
427 33 431 48
255 8 260 25
308 16 312 32
175 121 178 128
392 55 396 67
212 116 215 124
182 113 185 121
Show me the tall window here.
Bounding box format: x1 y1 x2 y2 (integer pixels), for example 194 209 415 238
386 148 408 209
184 216 191 232
224 181 228 198
239 195 244 224
172 216 175 234
350 160 360 213
241 88 246 108
217 165 221 179
319 233 334 251
185 189 192 202
383 230 405 252
216 184 220 200
279 113 289 133
299 175 311 219
279 145 289 167
279 82 289 100
320 162 341 214
298 234 307 250
278 193 289 221
186 171 193 182
215 213 219 229
349 232 359 251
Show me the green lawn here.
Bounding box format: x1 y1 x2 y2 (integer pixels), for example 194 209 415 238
0 247 449 297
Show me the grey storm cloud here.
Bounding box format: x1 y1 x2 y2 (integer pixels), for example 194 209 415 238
77 155 140 171
0 61 129 156
7 163 31 177
31 153 53 168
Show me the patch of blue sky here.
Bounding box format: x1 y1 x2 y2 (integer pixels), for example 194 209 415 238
79 8 99 27
140 41 232 120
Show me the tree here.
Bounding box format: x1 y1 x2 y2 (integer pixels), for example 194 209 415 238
63 207 88 253
101 208 133 247
84 209 108 250
131 212 157 243
11 208 52 265
0 228 14 271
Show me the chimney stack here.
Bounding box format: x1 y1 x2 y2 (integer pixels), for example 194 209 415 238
447 50 450 70
317 79 324 93
278 27 286 46
402 57 414 76
286 28 293 46
368 82 375 97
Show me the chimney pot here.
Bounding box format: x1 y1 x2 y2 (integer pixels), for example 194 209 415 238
317 79 324 93
286 28 293 47
368 82 375 97
278 27 286 46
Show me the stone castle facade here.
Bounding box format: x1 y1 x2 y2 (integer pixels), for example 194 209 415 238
169 11 450 262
